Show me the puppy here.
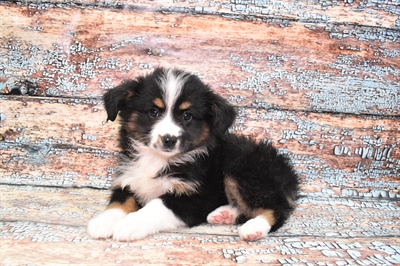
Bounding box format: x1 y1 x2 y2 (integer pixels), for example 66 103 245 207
87 68 299 241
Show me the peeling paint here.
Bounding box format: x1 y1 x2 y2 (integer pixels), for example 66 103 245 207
254 106 400 194
227 54 400 115
1 37 146 96
161 0 399 29
328 25 399 42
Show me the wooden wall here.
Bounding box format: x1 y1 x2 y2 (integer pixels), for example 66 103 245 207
1 1 400 264
1 0 399 198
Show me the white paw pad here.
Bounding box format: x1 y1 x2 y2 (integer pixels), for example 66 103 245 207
238 216 271 241
207 205 239 225
87 209 127 239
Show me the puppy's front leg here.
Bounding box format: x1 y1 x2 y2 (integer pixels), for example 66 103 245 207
88 187 139 239
113 198 185 241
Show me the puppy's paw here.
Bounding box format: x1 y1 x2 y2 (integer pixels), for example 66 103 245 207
113 212 150 241
112 199 186 242
87 209 127 239
207 205 239 225
238 216 271 241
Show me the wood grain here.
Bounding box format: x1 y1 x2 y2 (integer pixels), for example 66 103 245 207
1 1 399 264
1 185 399 265
1 4 399 116
9 0 400 29
2 185 399 237
3 228 399 265
1 96 399 196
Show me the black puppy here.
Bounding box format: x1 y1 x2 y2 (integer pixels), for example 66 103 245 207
88 68 299 241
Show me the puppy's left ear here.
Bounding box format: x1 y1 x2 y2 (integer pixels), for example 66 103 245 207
103 80 137 122
208 91 236 135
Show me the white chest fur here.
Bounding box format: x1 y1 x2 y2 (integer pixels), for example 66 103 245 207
114 150 171 204
113 146 205 205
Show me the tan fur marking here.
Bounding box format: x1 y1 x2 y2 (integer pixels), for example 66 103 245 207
224 176 276 227
157 134 162 145
126 91 134 99
170 179 200 196
193 124 210 146
106 197 139 214
224 177 252 216
179 101 191 110
114 114 122 124
254 208 276 226
124 113 138 131
153 97 165 109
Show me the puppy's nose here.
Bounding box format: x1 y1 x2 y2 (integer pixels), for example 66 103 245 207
161 134 178 149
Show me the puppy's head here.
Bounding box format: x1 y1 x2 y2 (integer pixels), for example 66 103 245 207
103 68 236 157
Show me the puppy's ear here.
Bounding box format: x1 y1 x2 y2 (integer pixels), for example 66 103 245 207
103 80 137 122
208 91 236 135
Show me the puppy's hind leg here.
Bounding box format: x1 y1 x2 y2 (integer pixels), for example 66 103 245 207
238 209 275 241
223 138 299 241
207 205 240 225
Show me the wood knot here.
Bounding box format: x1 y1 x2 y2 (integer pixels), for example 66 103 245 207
148 47 165 57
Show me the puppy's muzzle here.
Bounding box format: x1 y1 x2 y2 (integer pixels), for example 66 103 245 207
161 134 178 150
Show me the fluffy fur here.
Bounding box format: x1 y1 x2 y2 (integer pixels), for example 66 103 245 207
87 68 299 241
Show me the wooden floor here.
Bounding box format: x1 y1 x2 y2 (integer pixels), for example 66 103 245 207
2 185 399 265
1 0 399 265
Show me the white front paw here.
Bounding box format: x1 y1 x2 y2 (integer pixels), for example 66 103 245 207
113 212 151 241
112 198 185 242
238 216 271 241
87 209 127 239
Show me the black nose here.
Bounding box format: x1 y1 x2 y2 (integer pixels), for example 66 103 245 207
161 134 178 149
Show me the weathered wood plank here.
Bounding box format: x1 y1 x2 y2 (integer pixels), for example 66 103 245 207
3 222 399 266
0 96 117 188
1 185 399 265
14 0 400 29
0 96 117 150
1 4 399 116
238 108 400 197
2 96 399 195
2 222 399 265
2 185 399 237
1 2 400 264
0 148 115 188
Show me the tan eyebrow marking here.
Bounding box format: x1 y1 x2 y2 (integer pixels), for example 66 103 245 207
179 101 191 110
153 97 165 109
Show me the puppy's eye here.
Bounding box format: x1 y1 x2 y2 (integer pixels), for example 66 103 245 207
183 111 192 121
149 109 159 118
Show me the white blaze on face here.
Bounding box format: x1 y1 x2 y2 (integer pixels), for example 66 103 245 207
150 69 187 154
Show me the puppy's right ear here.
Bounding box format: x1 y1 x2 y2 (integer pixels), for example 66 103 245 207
103 80 138 122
